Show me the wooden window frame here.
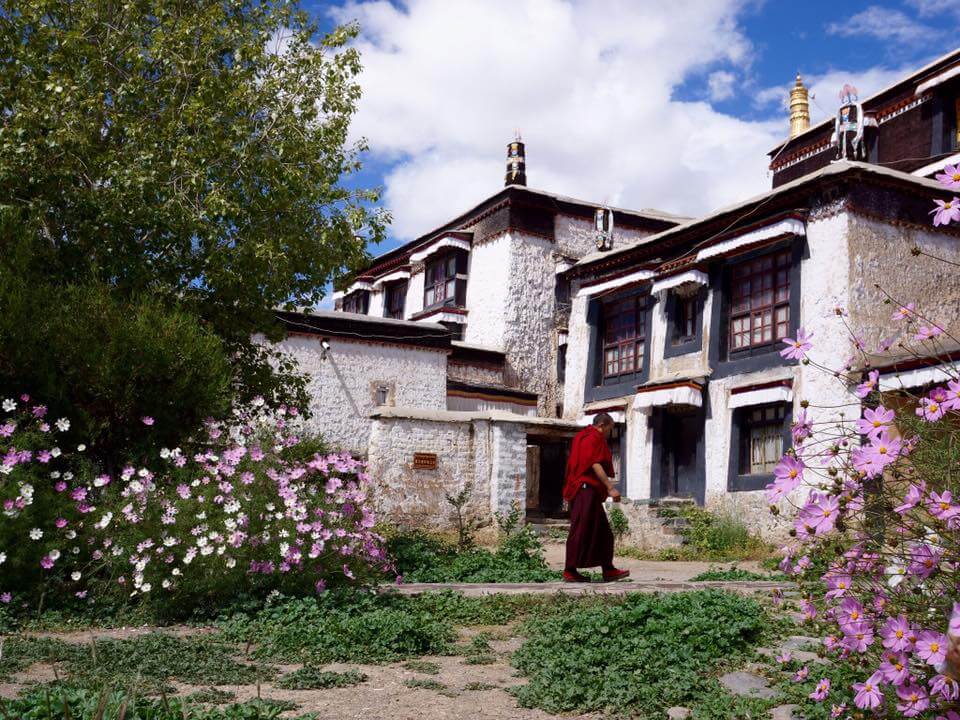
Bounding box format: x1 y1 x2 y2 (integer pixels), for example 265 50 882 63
729 249 791 353
673 293 698 345
601 295 647 379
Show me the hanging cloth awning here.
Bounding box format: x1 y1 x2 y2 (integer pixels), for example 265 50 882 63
371 269 411 288
728 380 793 409
650 269 709 295
409 235 472 264
576 269 655 298
878 362 960 391
632 381 704 413
696 217 805 262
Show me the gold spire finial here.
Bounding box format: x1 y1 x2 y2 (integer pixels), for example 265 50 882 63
789 72 810 138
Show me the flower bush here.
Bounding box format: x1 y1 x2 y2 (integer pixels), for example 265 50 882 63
0 396 391 611
770 168 960 718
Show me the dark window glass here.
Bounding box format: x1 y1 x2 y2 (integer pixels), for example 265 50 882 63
672 292 698 344
343 290 369 315
424 253 461 308
738 403 787 475
384 281 407 319
601 296 646 378
729 250 791 352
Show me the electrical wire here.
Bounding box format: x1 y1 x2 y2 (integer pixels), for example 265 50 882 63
276 312 457 341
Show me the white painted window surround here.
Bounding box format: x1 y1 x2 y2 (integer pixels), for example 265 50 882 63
650 269 709 295
371 269 411 288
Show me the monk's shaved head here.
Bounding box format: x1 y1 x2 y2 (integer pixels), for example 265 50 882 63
592 412 614 428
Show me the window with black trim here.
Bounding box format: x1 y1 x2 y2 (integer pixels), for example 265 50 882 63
424 252 467 309
602 295 647 379
729 249 791 352
738 403 787 475
668 289 703 347
384 281 407 319
343 290 369 315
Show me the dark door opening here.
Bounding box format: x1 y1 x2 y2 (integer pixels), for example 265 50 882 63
655 407 705 505
537 441 568 518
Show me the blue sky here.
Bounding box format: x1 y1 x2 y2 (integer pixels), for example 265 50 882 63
300 0 959 264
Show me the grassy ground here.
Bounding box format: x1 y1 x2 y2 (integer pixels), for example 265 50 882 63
0 588 841 720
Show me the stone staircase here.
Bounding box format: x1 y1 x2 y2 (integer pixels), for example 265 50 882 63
525 496 697 550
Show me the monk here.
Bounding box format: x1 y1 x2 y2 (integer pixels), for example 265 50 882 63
562 413 630 583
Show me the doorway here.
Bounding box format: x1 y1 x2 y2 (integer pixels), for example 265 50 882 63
653 407 705 505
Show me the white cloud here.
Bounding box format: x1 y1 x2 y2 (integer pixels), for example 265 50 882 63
826 6 930 44
906 0 960 17
707 70 738 102
328 0 787 238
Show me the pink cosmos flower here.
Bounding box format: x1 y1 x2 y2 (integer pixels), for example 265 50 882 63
841 622 874 653
855 370 879 399
908 545 941 579
40 555 54 569
776 651 793 664
780 327 813 360
877 335 897 351
825 574 852 600
853 431 901 478
141 416 154 426
855 405 894 440
918 396 946 422
793 666 809 682
931 197 960 226
0 593 10 603
799 494 840 535
800 598 817 621
809 678 830 701
895 683 929 717
792 410 813 445
765 455 805 503
881 615 915 652
916 631 948 666
915 325 944 341
930 674 960 701
829 704 846 718
879 653 911 685
935 163 960 189
853 672 884 709
894 484 924 514
54 518 67 529
949 602 960 636
892 303 915 321
928 491 959 521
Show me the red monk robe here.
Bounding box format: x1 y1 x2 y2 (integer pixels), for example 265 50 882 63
563 423 619 576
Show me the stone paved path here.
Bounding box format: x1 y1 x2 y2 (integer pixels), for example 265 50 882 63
391 578 789 596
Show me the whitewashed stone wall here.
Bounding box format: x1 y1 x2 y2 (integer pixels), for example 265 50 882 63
554 215 655 259
447 360 504 386
367 412 528 529
276 334 448 456
463 233 511 350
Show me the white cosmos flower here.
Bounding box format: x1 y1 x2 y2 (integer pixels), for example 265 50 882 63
162 579 171 589
0 552 6 564
172 568 181 576
71 571 81 581
225 557 236 568
95 512 113 530
50 447 61 458
0 465 12 476
2 399 15 412
140 583 151 593
48 549 60 561
65 530 76 540
29 528 43 540
55 418 70 432
77 444 86 452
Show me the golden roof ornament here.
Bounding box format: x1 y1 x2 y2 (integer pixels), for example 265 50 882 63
789 73 811 138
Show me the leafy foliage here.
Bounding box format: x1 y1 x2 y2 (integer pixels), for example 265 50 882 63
0 0 387 422
510 590 767 716
607 505 630 546
690 566 786 582
275 666 367 690
0 278 233 466
387 523 559 584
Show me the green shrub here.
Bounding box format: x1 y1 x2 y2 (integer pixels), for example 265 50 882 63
690 566 787 582
511 590 766 716
0 278 233 466
275 667 367 690
403 660 441 675
607 506 629 546
678 507 771 560
387 511 559 584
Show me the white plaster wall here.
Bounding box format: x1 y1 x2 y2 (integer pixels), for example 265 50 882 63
562 292 591 420
554 215 654 259
276 334 448 455
463 234 511 349
406 269 425 317
625 409 654 500
366 416 528 528
648 289 714 382
367 417 485 527
368 289 385 317
501 232 558 411
447 361 504 387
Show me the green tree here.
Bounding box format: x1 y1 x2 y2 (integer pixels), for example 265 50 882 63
0 0 387 407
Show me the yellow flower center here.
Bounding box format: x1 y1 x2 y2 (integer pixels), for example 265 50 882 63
931 642 940 652
952 173 960 182
879 446 887 455
940 503 949 511
789 469 798 479
896 630 904 638
930 403 940 413
873 420 882 427
823 509 833 517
